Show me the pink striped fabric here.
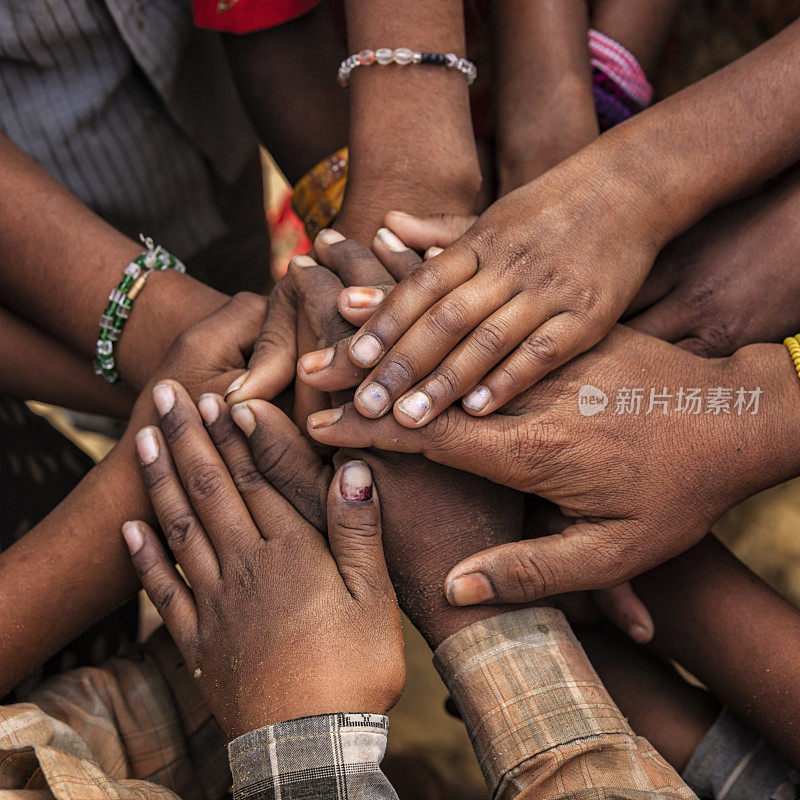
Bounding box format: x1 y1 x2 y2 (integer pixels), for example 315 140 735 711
589 29 653 108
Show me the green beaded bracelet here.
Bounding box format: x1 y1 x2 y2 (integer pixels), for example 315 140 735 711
94 235 186 384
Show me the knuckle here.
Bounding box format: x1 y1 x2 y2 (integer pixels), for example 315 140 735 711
231 461 264 493
427 363 462 399
381 350 421 387
141 464 171 492
188 464 225 501
164 513 197 547
406 264 450 298
424 296 472 340
253 436 294 479
471 319 510 358
517 330 560 368
428 410 467 452
565 283 603 320
503 548 557 599
334 518 381 540
149 581 181 614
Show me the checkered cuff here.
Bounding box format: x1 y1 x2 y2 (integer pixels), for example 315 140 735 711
228 713 397 800
433 607 633 798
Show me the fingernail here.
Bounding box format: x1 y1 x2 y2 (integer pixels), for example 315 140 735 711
135 427 159 464
343 287 384 309
350 333 383 367
316 228 345 246
446 574 495 606
225 371 249 398
386 210 413 219
122 521 144 554
152 383 175 416
308 407 344 429
425 246 444 259
463 386 491 413
231 402 256 436
356 383 390 416
375 227 408 252
629 624 653 644
197 394 219 425
396 390 431 423
340 460 373 501
289 254 317 268
298 347 334 375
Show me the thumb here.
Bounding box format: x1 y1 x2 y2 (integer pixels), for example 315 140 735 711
384 211 476 251
444 520 641 604
227 277 299 404
327 460 393 601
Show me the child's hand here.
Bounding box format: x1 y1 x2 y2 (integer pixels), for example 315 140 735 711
123 381 404 739
341 173 656 427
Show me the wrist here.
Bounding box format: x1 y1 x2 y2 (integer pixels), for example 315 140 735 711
721 342 800 492
337 158 481 244
115 272 226 391
497 74 599 194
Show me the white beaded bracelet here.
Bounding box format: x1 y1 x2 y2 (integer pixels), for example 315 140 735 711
338 48 477 87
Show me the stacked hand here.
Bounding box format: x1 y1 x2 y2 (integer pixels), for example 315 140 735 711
124 381 404 738
306 322 800 605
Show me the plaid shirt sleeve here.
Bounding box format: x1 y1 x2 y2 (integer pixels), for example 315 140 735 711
0 627 229 800
434 607 698 800
228 712 399 800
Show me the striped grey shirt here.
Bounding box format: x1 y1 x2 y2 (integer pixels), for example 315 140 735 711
0 0 258 261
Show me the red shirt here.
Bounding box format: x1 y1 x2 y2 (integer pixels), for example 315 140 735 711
192 0 322 33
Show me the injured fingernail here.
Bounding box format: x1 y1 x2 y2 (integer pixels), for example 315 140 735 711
425 246 444 259
375 227 408 252
299 347 334 375
122 521 144 554
340 460 373 501
396 390 431 423
197 394 220 425
152 382 175 416
316 228 345 246
350 333 383 367
308 407 344 429
356 383 390 416
463 386 491 413
231 402 256 436
135 427 159 464
225 371 250 398
446 574 495 606
344 287 384 309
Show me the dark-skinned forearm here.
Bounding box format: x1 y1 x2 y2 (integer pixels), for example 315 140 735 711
338 0 481 243
0 306 135 418
0 434 147 696
493 0 598 195
633 535 800 767
0 132 225 390
223 5 348 184
590 19 800 249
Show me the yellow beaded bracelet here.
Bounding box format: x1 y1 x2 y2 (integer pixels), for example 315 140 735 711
783 335 800 378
